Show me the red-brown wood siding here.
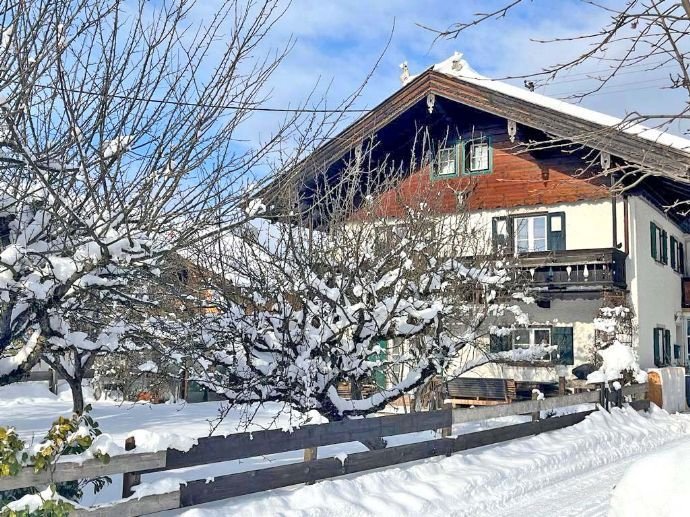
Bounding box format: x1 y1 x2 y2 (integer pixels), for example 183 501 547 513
371 136 609 218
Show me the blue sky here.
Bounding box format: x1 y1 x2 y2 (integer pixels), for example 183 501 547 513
235 0 688 144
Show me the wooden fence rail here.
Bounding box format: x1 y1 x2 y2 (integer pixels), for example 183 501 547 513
0 383 649 516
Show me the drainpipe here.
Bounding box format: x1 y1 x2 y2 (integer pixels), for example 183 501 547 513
611 174 618 250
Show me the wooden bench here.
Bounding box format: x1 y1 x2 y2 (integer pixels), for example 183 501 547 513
443 377 517 407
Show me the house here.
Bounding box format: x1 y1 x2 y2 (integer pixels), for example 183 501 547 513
261 52 690 385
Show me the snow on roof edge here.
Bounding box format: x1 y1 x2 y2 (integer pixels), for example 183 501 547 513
405 52 690 155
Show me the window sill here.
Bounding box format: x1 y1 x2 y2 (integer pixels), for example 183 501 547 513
494 360 564 368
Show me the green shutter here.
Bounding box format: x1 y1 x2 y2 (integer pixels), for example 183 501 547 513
490 332 511 352
370 340 388 389
671 237 677 270
553 326 574 365
663 329 671 364
650 222 658 260
680 244 685 274
662 230 669 264
547 212 566 251
653 328 661 367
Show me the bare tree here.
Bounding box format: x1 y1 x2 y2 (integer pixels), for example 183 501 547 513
0 0 344 413
172 144 538 421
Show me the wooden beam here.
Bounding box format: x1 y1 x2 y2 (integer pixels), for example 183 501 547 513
179 409 595 507
0 451 167 491
70 491 180 517
153 409 451 473
451 390 600 425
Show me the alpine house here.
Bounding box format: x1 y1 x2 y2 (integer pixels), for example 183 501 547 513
261 52 690 385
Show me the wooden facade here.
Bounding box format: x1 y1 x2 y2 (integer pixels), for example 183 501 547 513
371 132 609 218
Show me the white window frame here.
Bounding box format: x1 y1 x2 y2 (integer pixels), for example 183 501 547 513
514 215 548 253
511 327 554 361
468 141 490 172
436 147 456 177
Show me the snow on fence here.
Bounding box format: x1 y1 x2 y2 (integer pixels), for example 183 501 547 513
1 384 649 516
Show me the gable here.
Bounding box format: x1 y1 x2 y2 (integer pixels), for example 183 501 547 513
262 63 690 228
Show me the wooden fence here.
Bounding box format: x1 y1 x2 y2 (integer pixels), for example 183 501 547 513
1 383 649 516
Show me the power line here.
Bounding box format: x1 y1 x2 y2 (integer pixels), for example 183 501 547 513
31 83 372 114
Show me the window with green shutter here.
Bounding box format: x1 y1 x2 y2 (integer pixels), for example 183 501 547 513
552 326 574 365
671 237 678 270
653 327 662 366
489 333 511 352
650 222 670 265
461 136 493 175
547 212 566 251
663 329 672 364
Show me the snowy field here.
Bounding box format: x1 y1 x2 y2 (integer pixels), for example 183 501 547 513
2 382 690 516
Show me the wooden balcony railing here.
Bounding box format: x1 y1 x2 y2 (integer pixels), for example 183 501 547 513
513 248 627 292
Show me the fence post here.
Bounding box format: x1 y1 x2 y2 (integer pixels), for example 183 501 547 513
531 390 540 422
558 376 566 396
304 446 318 485
441 402 453 438
599 382 607 409
122 437 141 498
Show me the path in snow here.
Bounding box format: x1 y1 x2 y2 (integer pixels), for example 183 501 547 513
491 441 686 517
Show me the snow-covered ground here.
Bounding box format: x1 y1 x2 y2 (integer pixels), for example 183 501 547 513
2 381 690 516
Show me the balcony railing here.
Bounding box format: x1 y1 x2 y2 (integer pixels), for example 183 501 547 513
512 248 627 294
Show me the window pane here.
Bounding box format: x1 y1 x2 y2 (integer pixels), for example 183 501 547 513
533 216 546 240
515 218 528 240
532 238 547 252
534 329 550 345
438 148 455 176
512 329 530 349
470 142 489 171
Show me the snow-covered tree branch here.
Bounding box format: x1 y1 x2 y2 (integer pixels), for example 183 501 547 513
0 0 337 413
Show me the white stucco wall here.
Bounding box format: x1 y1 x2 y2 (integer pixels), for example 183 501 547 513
463 299 603 383
627 196 686 369
459 198 622 251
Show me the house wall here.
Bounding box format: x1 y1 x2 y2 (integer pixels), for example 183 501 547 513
370 132 609 218
627 196 686 369
460 298 602 383
453 197 624 251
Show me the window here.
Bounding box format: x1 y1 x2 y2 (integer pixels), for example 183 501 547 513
512 328 551 350
650 222 668 264
490 326 573 364
493 217 509 250
653 327 672 366
670 236 685 273
462 138 492 175
435 146 457 178
514 215 547 253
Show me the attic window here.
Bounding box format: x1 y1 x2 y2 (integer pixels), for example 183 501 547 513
462 137 492 175
432 146 459 179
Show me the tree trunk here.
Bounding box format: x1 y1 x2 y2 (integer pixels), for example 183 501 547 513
69 377 85 415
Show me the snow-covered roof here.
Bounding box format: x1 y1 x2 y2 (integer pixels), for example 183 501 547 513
407 52 690 155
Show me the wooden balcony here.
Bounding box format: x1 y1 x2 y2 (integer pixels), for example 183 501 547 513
513 248 627 299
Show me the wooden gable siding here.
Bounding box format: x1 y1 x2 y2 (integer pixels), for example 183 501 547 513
372 133 609 218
